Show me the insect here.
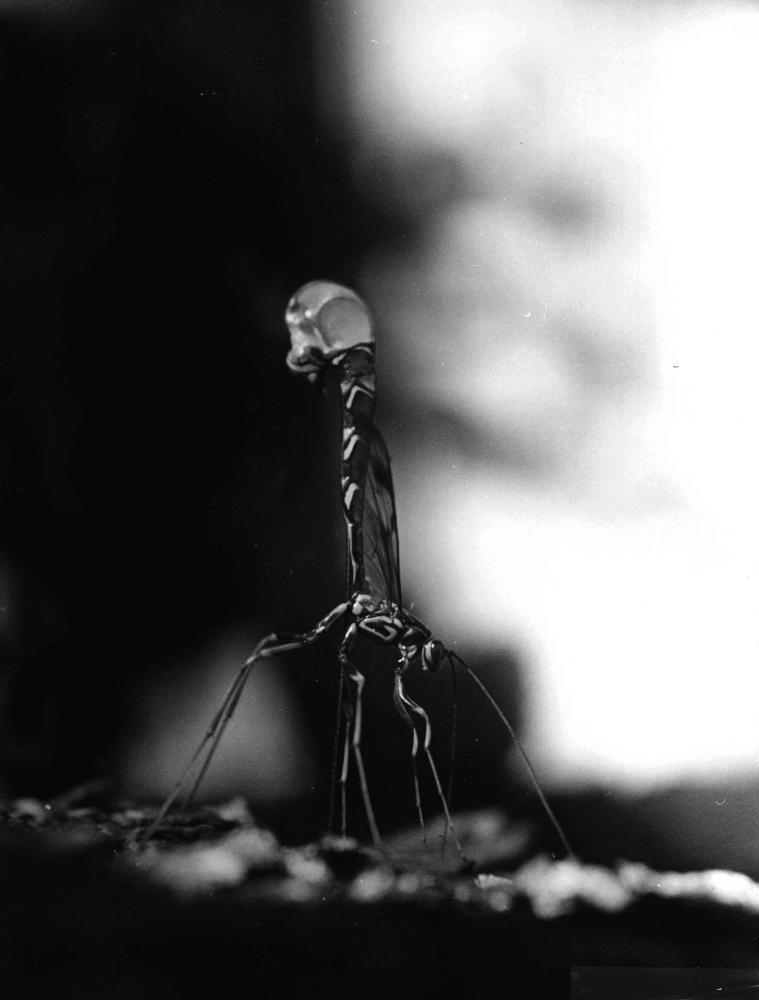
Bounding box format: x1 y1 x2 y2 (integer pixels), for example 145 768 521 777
146 281 572 858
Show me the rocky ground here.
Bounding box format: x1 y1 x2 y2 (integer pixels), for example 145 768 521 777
3 788 759 999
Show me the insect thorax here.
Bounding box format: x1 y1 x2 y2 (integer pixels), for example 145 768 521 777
351 594 401 644
352 594 434 656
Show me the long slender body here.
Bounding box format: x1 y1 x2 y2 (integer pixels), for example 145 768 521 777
285 282 437 664
146 282 572 859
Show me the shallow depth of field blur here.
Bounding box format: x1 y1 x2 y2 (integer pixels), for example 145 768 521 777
137 1 759 841
334 0 759 787
2 0 759 867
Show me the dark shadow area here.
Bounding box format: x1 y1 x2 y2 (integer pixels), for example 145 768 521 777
0 1 368 794
0 2 526 851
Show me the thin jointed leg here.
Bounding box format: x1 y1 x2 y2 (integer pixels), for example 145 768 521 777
394 673 465 859
393 669 426 845
338 682 352 838
327 658 346 836
143 602 349 840
339 629 382 847
450 651 575 860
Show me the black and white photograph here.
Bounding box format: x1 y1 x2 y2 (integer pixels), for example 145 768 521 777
2 1 759 997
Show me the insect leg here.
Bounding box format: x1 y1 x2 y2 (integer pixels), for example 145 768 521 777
184 601 351 809
448 651 575 860
327 656 346 836
337 669 353 838
392 668 426 845
442 659 459 856
394 673 465 859
338 627 382 847
143 632 276 839
180 633 281 811
143 602 349 841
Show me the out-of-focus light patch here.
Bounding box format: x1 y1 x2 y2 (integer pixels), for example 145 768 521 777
399 465 759 790
346 0 660 202
352 0 759 791
346 1 529 144
651 6 759 558
121 636 316 806
368 195 653 470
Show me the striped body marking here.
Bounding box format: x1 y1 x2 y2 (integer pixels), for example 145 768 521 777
338 349 376 596
146 281 573 861
352 596 436 662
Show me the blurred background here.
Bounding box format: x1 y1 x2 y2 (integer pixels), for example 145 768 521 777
2 0 759 870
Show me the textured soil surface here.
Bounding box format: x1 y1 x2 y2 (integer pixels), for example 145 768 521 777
3 789 759 999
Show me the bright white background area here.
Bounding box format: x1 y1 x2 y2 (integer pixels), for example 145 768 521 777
327 0 759 789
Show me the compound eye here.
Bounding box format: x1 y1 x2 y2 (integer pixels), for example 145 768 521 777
422 639 446 672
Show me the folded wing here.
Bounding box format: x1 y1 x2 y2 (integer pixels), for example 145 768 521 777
361 426 402 608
